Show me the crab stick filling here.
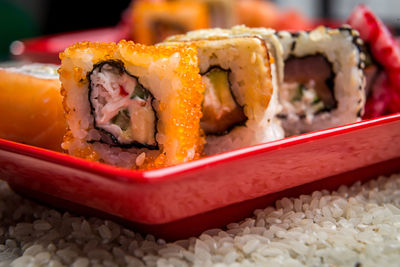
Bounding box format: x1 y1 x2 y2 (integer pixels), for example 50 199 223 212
89 61 157 149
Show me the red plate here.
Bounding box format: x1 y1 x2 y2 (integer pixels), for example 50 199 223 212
1 113 400 240
10 26 129 64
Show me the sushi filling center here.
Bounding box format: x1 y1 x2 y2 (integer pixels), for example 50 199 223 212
200 67 247 135
88 61 157 148
281 55 337 119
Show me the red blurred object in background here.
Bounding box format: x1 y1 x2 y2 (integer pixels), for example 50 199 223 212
347 4 400 118
275 9 314 31
11 0 318 64
10 2 400 120
363 72 393 118
235 0 313 31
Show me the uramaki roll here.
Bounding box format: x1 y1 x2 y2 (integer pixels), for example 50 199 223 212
276 26 366 136
0 64 66 151
59 41 205 169
165 32 284 155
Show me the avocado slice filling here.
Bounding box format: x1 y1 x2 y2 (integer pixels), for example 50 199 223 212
201 67 247 135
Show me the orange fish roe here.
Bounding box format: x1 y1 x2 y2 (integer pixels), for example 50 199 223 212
74 146 100 162
118 41 205 168
59 40 205 169
269 55 275 65
159 45 204 165
61 131 99 161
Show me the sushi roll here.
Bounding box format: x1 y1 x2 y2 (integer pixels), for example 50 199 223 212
276 26 366 136
59 40 205 169
164 31 284 155
0 64 66 151
130 1 210 45
186 0 237 28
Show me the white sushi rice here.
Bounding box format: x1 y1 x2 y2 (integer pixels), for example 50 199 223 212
1 172 400 266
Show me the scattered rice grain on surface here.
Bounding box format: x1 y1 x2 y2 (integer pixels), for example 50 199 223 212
1 173 400 266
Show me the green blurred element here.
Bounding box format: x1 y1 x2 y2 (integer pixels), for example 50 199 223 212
0 1 39 61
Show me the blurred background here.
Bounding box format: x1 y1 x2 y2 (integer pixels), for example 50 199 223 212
0 0 130 61
1 0 399 62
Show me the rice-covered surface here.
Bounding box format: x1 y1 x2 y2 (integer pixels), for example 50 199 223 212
1 172 400 266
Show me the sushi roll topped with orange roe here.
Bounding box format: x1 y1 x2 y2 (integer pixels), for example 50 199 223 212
59 40 205 169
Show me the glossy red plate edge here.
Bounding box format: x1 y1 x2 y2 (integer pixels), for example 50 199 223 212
2 113 399 178
10 26 129 64
1 113 400 226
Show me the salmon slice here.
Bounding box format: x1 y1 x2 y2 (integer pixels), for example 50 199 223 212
0 64 66 151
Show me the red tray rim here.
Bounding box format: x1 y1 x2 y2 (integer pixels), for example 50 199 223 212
1 112 399 183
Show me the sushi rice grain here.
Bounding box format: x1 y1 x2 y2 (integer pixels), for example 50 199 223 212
0 172 400 266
